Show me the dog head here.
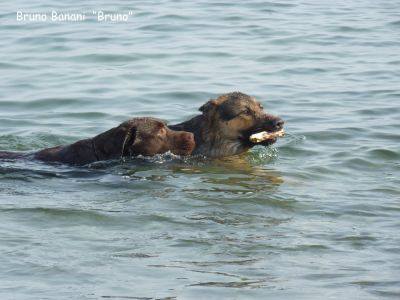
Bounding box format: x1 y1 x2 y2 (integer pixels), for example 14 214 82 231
199 92 284 148
122 118 195 157
95 117 195 160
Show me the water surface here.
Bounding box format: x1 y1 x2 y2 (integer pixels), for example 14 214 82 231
1 1 399 299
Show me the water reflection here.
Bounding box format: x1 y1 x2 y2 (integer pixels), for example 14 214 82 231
174 155 284 196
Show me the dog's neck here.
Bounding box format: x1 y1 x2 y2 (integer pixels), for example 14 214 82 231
91 126 125 160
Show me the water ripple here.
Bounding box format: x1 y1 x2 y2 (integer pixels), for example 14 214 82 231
1 0 400 299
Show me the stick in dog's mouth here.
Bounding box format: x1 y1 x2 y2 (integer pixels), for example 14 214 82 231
249 129 285 143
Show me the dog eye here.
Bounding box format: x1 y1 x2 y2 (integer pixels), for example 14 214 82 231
244 108 252 115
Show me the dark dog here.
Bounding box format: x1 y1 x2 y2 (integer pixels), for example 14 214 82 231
0 117 195 165
169 92 284 157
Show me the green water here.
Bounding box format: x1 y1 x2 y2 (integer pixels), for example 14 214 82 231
1 1 399 299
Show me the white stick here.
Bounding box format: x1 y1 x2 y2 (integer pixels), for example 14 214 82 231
249 129 285 143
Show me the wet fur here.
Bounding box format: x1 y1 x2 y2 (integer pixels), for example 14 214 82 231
169 92 284 157
0 118 194 166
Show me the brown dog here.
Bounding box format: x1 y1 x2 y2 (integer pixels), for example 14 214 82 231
0 117 195 165
169 92 284 157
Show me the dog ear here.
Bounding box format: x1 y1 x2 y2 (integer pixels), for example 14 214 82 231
199 99 219 116
217 105 237 121
121 126 140 157
200 98 238 121
92 122 140 160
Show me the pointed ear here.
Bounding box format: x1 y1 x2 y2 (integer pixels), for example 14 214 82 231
217 106 238 121
199 99 219 117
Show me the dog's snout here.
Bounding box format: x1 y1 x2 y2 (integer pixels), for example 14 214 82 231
182 132 194 143
262 114 284 132
274 118 284 130
170 131 195 155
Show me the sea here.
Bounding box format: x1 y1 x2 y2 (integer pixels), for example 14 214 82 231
0 1 399 299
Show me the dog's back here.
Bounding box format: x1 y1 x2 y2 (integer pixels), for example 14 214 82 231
0 151 25 160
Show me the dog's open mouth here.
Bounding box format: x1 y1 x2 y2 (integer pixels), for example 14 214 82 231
249 129 285 143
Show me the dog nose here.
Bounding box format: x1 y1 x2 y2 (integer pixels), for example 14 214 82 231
274 118 284 130
182 132 194 143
